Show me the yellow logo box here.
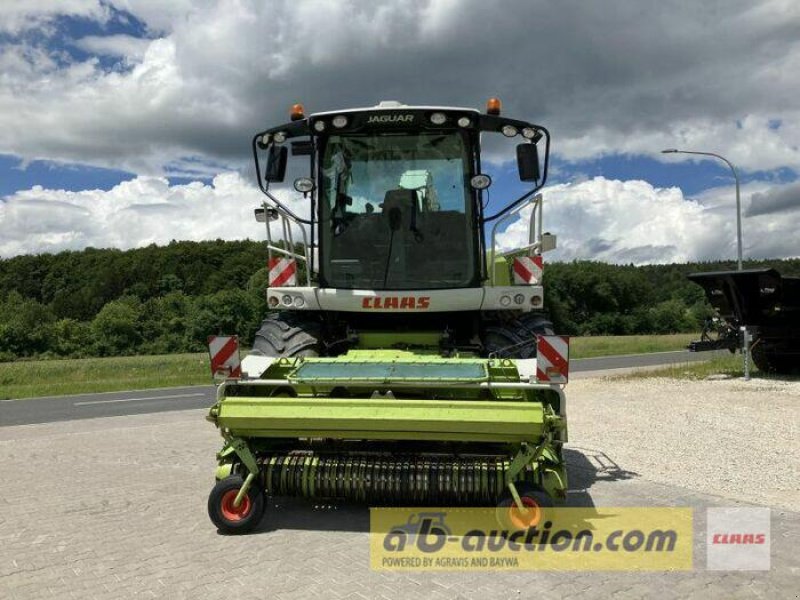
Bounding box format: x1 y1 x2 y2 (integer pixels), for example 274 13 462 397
370 507 693 571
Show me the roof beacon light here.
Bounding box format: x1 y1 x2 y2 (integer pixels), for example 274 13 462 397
290 103 305 121
486 97 502 115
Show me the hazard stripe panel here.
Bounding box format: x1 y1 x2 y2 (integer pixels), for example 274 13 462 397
208 335 242 379
269 257 297 287
536 335 569 383
513 255 543 285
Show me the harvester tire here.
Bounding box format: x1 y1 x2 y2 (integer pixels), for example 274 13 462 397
251 313 321 357
518 313 555 337
496 484 553 530
482 313 555 359
208 475 265 535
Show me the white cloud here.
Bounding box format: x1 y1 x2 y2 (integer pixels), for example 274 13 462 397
3 174 797 263
497 177 800 264
75 34 151 60
0 1 108 34
0 1 798 175
0 173 308 257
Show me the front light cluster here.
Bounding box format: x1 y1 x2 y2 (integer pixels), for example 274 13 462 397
498 293 534 308
268 293 306 308
428 112 473 128
501 125 540 140
311 115 348 132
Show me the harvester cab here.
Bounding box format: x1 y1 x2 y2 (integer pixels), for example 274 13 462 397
206 99 570 534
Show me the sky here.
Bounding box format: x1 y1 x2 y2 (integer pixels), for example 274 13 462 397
0 0 798 263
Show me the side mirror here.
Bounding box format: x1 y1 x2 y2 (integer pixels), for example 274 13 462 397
264 145 288 182
254 207 279 223
517 143 540 182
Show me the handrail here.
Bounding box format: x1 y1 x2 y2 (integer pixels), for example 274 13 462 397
263 200 312 286
489 193 542 285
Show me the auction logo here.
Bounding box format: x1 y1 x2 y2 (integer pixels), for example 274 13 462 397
371 507 693 571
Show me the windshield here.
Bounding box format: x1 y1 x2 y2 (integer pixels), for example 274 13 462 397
319 132 476 290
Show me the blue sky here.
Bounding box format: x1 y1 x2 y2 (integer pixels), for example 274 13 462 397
1 1 798 262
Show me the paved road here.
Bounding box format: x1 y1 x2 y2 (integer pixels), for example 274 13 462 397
0 350 718 427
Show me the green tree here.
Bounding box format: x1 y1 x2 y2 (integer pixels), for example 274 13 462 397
91 297 143 356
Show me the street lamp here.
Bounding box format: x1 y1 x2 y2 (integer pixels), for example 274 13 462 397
661 148 743 270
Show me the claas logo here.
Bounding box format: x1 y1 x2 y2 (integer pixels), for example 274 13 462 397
362 296 431 309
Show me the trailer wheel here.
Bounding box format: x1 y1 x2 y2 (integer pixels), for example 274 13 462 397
496 485 553 530
208 475 265 534
752 343 796 375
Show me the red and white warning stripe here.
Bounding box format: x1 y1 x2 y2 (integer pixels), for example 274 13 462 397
208 335 242 379
268 257 297 287
513 255 543 285
536 335 569 383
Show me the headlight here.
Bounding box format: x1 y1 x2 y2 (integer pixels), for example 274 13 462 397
500 295 512 307
522 127 537 139
293 296 305 308
470 174 492 190
268 296 279 308
313 120 326 132
531 295 543 307
282 294 293 306
502 125 518 137
457 116 471 128
332 115 348 128
293 177 315 193
430 112 447 125
273 131 287 143
514 294 525 305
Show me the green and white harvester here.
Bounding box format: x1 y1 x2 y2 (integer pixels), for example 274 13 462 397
206 99 570 533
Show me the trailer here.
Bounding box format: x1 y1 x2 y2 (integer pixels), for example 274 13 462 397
688 268 800 374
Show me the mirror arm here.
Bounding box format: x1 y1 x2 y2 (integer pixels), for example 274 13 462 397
251 134 313 225
481 125 550 223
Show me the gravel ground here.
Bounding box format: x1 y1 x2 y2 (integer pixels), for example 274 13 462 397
566 376 800 510
1 376 798 598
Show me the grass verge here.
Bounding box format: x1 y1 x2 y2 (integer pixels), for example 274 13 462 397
0 333 706 400
622 353 753 380
0 353 211 400
569 333 698 359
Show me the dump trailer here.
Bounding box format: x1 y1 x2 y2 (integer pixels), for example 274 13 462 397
688 269 800 374
206 99 569 533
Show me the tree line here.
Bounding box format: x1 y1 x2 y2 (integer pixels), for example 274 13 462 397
0 239 797 361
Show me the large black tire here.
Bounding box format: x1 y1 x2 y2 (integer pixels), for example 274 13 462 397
251 312 322 357
482 313 554 359
752 341 797 375
208 475 266 535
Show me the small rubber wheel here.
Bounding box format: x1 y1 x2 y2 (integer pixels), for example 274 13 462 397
496 485 553 530
208 475 265 534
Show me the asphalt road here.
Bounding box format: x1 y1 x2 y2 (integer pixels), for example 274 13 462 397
0 350 717 427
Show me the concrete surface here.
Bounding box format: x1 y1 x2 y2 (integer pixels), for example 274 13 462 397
0 376 797 599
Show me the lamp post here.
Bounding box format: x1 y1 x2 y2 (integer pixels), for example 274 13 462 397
661 149 743 270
